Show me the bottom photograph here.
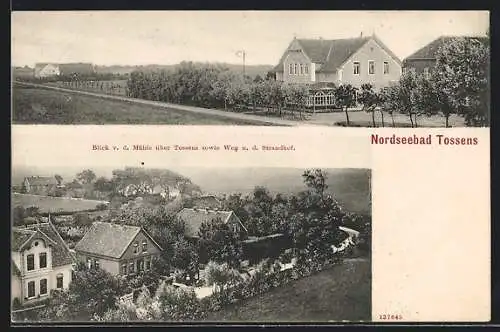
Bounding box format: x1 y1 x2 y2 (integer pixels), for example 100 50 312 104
11 166 372 323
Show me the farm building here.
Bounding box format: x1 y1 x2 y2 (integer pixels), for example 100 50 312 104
11 219 75 306
176 208 247 239
403 35 489 76
34 63 95 78
74 222 162 276
22 176 58 196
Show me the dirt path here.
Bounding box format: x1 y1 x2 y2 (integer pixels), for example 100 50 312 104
14 82 318 127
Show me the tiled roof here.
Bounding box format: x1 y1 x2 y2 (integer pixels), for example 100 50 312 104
190 195 222 209
12 222 75 267
24 176 57 186
75 222 141 258
176 208 233 238
405 36 489 61
272 37 370 73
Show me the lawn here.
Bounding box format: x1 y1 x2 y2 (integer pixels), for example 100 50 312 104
11 85 272 125
203 258 371 322
12 193 108 214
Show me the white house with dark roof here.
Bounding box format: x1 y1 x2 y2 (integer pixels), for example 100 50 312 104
11 219 75 306
74 222 163 276
271 34 402 89
176 208 247 238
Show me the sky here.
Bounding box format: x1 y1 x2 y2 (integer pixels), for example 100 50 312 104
11 11 489 67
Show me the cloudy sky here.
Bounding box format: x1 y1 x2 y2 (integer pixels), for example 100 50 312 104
11 11 488 67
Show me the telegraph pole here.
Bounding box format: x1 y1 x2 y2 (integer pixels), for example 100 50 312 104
236 50 246 78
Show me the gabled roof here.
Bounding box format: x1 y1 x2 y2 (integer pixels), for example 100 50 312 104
75 222 162 259
58 63 95 76
190 195 222 209
404 36 489 61
272 36 401 73
176 208 240 238
12 221 75 267
24 176 57 186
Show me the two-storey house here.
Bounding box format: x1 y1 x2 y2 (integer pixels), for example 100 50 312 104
74 222 162 276
22 176 58 196
11 221 74 306
271 34 402 90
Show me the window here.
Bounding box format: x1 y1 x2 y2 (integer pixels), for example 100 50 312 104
133 242 139 254
129 261 135 274
86 258 92 269
289 63 293 75
121 263 127 275
138 259 144 272
368 61 375 75
94 259 100 269
304 64 309 74
40 279 47 295
353 62 360 75
27 254 35 271
144 259 150 271
142 240 148 253
300 64 304 75
56 274 63 289
383 61 389 74
39 253 47 269
27 281 35 298
294 64 298 75
423 67 430 78
233 224 239 233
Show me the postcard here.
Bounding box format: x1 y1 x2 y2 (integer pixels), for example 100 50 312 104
10 10 490 324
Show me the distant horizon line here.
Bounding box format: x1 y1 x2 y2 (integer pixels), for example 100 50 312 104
13 61 276 70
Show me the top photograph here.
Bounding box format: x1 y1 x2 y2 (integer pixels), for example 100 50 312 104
11 11 489 127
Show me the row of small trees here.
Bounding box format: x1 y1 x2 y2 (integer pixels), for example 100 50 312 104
125 37 489 127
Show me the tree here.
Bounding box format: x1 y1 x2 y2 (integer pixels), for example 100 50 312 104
380 86 398 127
434 37 490 127
171 239 199 280
76 169 97 184
335 84 357 126
55 174 63 186
94 176 115 193
198 218 243 268
69 263 124 319
394 72 419 127
302 169 328 202
13 206 26 226
358 83 383 127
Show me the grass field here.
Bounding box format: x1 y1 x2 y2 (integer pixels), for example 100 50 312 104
12 86 273 125
203 258 371 322
12 193 108 214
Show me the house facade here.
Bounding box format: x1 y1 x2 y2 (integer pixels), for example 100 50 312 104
34 63 95 79
11 221 74 306
403 36 489 76
22 176 58 196
34 64 61 78
176 208 247 239
272 34 402 90
74 222 162 276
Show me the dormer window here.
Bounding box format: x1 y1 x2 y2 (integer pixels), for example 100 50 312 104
27 254 35 271
142 240 148 252
133 242 139 254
